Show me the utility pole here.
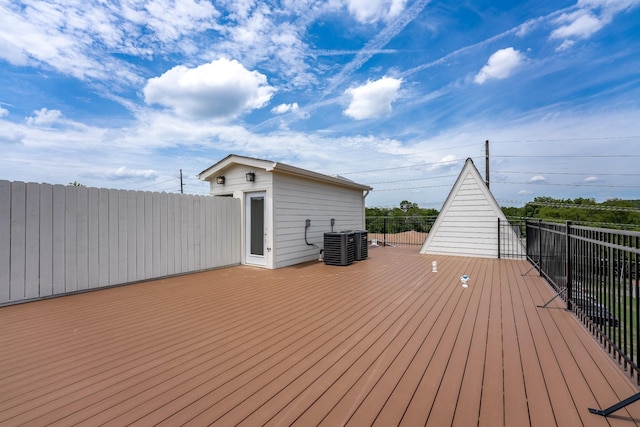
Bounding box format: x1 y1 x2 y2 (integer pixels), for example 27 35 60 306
180 169 184 194
485 139 490 189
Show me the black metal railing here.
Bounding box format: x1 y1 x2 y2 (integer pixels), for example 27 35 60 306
498 218 527 259
527 220 640 382
365 216 436 246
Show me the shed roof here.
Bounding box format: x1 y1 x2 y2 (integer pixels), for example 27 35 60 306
197 154 372 191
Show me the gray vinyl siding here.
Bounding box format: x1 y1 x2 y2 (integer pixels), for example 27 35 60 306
272 173 365 268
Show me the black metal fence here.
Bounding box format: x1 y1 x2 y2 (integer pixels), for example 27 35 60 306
527 220 640 382
498 218 527 259
365 216 436 246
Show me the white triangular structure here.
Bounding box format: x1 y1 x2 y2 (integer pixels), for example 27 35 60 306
420 158 524 258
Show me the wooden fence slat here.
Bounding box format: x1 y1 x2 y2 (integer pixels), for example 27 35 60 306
205 197 212 268
230 198 241 265
144 191 153 278
159 193 168 276
117 190 128 284
171 195 182 273
25 183 40 299
98 188 110 287
108 189 119 286
167 193 176 276
193 197 201 271
87 187 100 289
52 185 65 294
76 186 89 291
39 183 53 297
178 198 192 271
10 182 26 301
215 199 224 266
127 190 137 282
136 191 145 281
0 181 10 303
152 193 161 277
64 186 78 293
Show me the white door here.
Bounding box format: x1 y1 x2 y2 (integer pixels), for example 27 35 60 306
245 192 267 266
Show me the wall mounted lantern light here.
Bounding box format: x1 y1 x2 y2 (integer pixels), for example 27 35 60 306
216 175 225 185
246 172 256 182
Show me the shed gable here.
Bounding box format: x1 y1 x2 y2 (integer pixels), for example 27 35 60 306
420 158 523 258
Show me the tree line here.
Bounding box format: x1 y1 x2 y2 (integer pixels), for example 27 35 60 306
502 197 640 227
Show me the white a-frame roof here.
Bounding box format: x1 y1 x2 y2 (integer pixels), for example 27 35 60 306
420 158 523 258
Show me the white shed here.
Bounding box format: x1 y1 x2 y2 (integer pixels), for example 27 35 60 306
198 155 372 269
420 158 524 258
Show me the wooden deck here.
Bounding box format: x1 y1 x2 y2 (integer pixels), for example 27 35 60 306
1 246 640 426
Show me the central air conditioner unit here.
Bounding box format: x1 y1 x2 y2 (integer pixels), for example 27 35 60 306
323 232 355 266
340 230 368 261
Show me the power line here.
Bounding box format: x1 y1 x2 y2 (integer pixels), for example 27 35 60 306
362 174 458 185
497 181 640 189
339 158 465 175
491 136 639 143
132 178 176 191
495 170 640 177
494 155 640 158
372 183 453 192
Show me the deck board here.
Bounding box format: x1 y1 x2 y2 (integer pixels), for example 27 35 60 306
1 247 639 426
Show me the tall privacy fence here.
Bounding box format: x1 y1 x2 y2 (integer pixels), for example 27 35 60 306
0 180 241 305
526 220 640 382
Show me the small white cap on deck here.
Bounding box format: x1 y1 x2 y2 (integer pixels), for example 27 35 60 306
432 261 438 272
461 275 469 288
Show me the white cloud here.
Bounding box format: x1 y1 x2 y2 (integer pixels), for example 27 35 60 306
344 0 408 23
271 103 299 114
98 166 159 180
143 58 275 120
0 0 219 83
529 175 547 183
474 48 524 84
550 11 605 41
207 7 315 89
25 108 63 125
549 0 640 50
344 77 402 120
0 107 8 117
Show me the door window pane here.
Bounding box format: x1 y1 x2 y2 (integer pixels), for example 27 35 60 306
250 197 264 256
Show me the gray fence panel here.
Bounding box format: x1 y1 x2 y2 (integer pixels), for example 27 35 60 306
98 188 110 288
87 187 100 289
39 183 53 297
10 181 26 300
52 185 66 295
25 182 40 299
0 181 9 302
0 181 241 305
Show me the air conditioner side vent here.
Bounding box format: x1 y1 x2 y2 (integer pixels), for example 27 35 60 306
323 232 355 266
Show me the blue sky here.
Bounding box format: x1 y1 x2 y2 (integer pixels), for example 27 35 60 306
1 0 639 209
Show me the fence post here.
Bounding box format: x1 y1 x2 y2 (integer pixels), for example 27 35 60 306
497 218 501 259
566 221 573 311
538 219 543 276
383 217 387 247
